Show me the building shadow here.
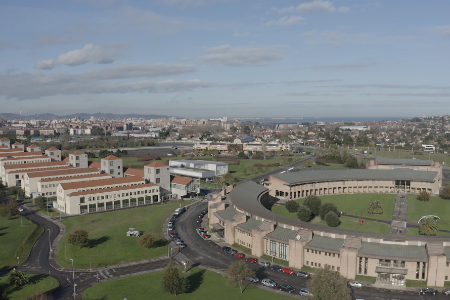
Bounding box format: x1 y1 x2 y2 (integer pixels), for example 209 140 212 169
186 269 206 293
88 236 111 248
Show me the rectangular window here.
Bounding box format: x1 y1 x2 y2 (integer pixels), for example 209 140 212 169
446 276 448 281
110 169 114 174
307 249 309 253
332 266 335 270
337 267 340 271
279 243 287 260
110 161 113 166
359 257 362 274
364 258 368 275
416 262 420 279
306 261 309 265
422 262 426 280
156 169 160 174
270 240 277 256
315 262 317 267
156 178 160 184
266 239 269 254
80 197 85 203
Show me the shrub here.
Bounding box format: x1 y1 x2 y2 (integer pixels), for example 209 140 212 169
297 205 312 222
285 200 300 213
325 211 340 227
303 195 321 216
367 200 383 214
419 218 438 236
441 186 450 199
319 203 339 220
417 190 430 201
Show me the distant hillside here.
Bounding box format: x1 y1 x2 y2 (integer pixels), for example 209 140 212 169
0 112 172 121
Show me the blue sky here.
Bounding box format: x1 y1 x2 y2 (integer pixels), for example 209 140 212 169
1 0 449 118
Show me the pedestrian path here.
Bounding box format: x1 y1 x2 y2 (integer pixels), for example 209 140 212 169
390 193 408 235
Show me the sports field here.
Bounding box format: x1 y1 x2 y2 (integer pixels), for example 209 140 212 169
57 200 194 269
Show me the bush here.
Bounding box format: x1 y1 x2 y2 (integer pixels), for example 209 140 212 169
441 186 450 199
417 190 430 201
325 211 340 227
297 205 312 222
319 203 339 220
367 200 383 214
285 200 300 213
303 195 321 216
419 218 438 236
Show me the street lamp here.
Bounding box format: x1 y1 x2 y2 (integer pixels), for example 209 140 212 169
47 229 51 259
70 258 75 299
17 256 19 266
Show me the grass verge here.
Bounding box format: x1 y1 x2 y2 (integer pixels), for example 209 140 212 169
57 200 194 269
261 254 289 267
0 273 59 300
405 280 427 288
82 266 292 300
355 275 376 284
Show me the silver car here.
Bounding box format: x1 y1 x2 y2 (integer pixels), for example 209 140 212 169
261 278 277 287
258 261 270 267
299 288 313 297
348 281 362 288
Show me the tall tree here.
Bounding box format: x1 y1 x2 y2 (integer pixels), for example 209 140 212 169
319 203 339 220
285 200 300 213
303 195 321 216
308 268 352 300
161 260 189 296
7 270 29 288
297 205 312 222
441 186 450 199
137 232 155 249
226 260 255 294
67 229 89 249
35 196 47 209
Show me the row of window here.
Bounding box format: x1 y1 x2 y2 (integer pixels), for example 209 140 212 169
4 159 49 165
237 228 252 237
237 239 252 249
306 249 340 258
41 183 58 188
78 189 158 202
305 261 340 271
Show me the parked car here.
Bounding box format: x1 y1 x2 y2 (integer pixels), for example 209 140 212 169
168 225 174 231
198 214 203 219
348 281 362 288
221 246 231 252
229 249 238 255
234 252 245 259
279 284 295 293
198 227 205 232
258 261 270 267
261 279 277 288
270 265 283 272
202 234 211 239
296 271 309 278
282 267 295 275
168 221 174 227
246 257 257 263
443 288 450 295
169 232 177 238
179 243 187 248
245 276 259 283
299 288 313 297
196 219 202 223
420 288 438 295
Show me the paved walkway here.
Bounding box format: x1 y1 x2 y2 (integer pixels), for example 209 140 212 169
390 193 408 235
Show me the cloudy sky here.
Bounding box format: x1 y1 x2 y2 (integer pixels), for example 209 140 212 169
1 0 449 118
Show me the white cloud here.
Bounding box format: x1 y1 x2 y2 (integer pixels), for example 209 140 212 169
266 16 304 26
233 32 250 38
34 44 124 70
200 45 283 67
276 0 349 14
163 0 228 6
311 62 377 70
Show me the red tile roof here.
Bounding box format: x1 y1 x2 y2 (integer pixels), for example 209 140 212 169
28 144 39 148
0 146 7 149
72 150 86 155
124 168 144 178
46 147 59 151
8 166 72 174
0 149 23 153
0 151 43 158
39 173 110 183
4 161 67 170
13 142 23 145
67 183 158 197
103 155 120 160
171 176 192 185
60 176 143 190
146 161 168 167
0 137 10 141
27 167 97 178
89 161 101 169
63 157 70 162
1 155 49 162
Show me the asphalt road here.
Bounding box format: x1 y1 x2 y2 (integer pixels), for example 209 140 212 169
175 199 447 300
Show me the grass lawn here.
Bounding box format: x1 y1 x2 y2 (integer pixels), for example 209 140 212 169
301 163 346 169
200 181 219 188
82 267 293 300
57 200 194 269
405 227 450 236
0 216 43 270
0 273 59 300
313 216 391 234
89 156 145 169
407 195 450 232
273 194 396 221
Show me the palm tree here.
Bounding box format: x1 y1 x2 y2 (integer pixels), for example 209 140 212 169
7 269 29 288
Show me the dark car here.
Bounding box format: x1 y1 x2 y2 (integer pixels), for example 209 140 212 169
279 284 296 293
198 214 203 219
296 271 309 278
229 249 238 255
196 219 202 223
270 265 283 272
420 288 438 295
221 246 231 252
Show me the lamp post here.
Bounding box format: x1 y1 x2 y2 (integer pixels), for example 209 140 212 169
47 229 51 259
70 258 75 299
17 256 19 266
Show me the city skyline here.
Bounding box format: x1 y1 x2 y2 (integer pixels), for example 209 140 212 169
1 0 449 118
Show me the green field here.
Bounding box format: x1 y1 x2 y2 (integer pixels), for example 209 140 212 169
0 273 59 300
407 194 450 233
82 267 292 300
90 156 145 169
313 216 391 234
57 201 193 269
0 216 43 270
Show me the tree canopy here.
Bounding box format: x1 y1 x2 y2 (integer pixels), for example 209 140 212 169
297 205 312 222
441 186 450 199
161 260 189 296
137 232 155 249
308 268 352 300
285 200 299 213
367 200 383 214
7 270 29 288
417 190 431 201
303 195 321 216
419 217 438 236
319 203 339 220
67 229 89 249
226 260 255 294
325 211 340 227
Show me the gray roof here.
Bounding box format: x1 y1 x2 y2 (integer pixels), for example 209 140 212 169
265 227 297 242
170 159 228 166
359 242 427 261
272 169 437 185
215 206 239 220
305 236 345 252
444 247 450 261
238 136 254 143
238 218 262 231
376 157 433 166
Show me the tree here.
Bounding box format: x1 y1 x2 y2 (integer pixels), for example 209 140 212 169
308 268 352 300
441 186 450 199
35 196 47 209
214 176 224 187
285 200 299 213
243 125 251 135
137 232 155 249
7 269 29 288
180 149 186 157
238 151 246 159
367 200 383 214
297 205 312 222
226 260 255 294
419 217 438 236
319 203 339 220
305 160 311 167
5 199 19 216
67 229 89 249
282 149 290 156
303 195 321 216
223 172 235 185
417 190 430 201
0 283 6 300
161 260 189 296
325 211 340 227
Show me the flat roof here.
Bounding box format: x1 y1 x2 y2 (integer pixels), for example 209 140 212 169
170 159 228 166
272 169 438 185
67 183 158 197
215 206 239 220
376 157 433 166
